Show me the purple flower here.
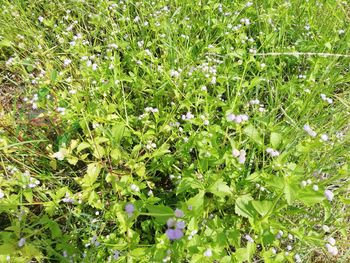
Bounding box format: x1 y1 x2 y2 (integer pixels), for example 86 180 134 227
325 190 334 201
167 218 176 228
166 229 183 240
174 208 184 218
176 221 186 229
125 203 135 215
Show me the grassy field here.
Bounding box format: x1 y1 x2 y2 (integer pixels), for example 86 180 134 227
0 0 349 262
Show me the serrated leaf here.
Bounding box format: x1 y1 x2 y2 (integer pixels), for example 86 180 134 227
244 125 263 146
235 195 257 219
251 200 273 217
208 179 232 198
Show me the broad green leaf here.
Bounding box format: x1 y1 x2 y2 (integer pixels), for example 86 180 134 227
77 142 91 153
187 190 205 212
81 162 102 187
208 179 232 198
251 200 273 217
177 177 204 194
146 205 173 224
235 195 257 219
298 190 325 206
244 125 263 146
270 132 282 148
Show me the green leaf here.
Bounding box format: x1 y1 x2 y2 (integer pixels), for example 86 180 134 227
235 195 257 219
146 205 173 224
77 142 91 153
177 177 204 194
208 179 232 198
270 132 282 148
298 190 325 206
0 39 11 47
186 190 205 212
284 180 298 205
244 125 263 146
81 162 102 187
251 200 273 217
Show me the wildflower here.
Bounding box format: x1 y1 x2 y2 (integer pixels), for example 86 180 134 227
62 193 74 203
174 208 184 218
113 250 120 260
324 189 334 201
312 185 319 191
176 221 186 229
320 134 329 141
181 112 194 120
92 63 98 71
232 148 246 164
287 245 292 251
203 248 212 257
266 148 280 157
38 16 44 23
232 148 240 157
322 225 330 232
303 124 317 137
0 190 4 199
18 238 26 247
165 229 183 240
244 234 254 243
328 237 336 246
52 149 67 161
63 59 72 66
167 218 176 228
130 184 140 192
326 243 338 256
125 203 135 216
295 254 301 263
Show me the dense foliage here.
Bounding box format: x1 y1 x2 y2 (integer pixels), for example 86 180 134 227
0 0 349 262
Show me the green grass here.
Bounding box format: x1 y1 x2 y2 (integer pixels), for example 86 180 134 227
0 0 349 262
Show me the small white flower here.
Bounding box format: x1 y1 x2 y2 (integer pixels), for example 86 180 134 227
130 184 140 192
322 225 330 232
0 190 4 199
52 150 65 161
286 245 292 251
92 63 98 71
325 190 334 201
320 134 329 141
326 244 338 256
63 59 72 66
304 124 317 137
244 234 254 243
203 248 212 257
38 16 44 23
18 238 26 247
301 180 307 187
312 185 319 191
328 237 336 246
295 254 301 263
271 248 277 254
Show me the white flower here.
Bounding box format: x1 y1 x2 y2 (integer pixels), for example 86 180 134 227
312 185 319 191
18 238 26 247
322 225 330 232
226 113 236 121
320 134 329 141
326 244 338 256
63 59 72 66
232 149 240 157
52 149 66 161
295 254 301 263
38 16 44 23
301 181 307 187
325 190 334 201
92 63 98 71
303 124 317 137
0 190 4 199
203 120 209 125
203 248 212 257
328 237 336 246
130 184 140 192
244 234 254 243
286 245 292 251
